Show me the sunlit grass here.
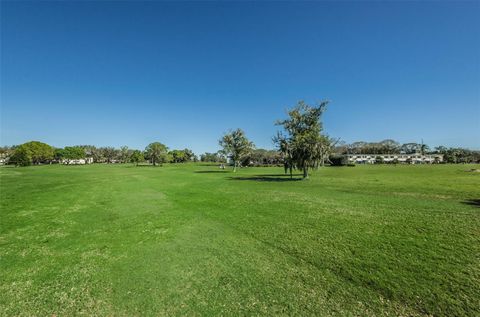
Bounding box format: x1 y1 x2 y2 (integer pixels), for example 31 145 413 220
1 163 479 316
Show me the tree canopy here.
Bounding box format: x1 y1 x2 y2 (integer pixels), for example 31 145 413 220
130 150 144 166
58 146 86 161
169 148 194 163
200 152 226 163
10 141 54 166
145 142 168 166
275 100 330 179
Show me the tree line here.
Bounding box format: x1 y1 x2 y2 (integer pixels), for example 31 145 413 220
0 100 335 178
0 142 197 167
334 140 480 163
1 100 478 175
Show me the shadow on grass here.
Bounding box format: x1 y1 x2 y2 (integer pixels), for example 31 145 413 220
462 199 480 208
228 176 303 182
194 170 229 173
253 173 303 177
196 163 222 166
125 164 162 168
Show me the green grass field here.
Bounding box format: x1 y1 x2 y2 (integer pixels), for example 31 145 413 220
1 164 479 316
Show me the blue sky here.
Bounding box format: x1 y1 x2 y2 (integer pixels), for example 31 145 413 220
1 1 479 153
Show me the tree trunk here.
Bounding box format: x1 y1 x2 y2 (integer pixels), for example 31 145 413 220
303 167 309 179
233 161 237 172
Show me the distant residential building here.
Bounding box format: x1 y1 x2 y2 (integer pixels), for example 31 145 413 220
345 153 443 164
61 157 93 165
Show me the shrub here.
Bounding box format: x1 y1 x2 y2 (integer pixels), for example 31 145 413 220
329 155 349 166
375 156 384 164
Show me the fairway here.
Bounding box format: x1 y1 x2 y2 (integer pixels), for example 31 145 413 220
1 164 479 316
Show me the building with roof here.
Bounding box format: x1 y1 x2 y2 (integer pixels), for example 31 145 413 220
345 153 443 164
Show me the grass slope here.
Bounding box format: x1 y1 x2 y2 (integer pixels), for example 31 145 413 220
1 164 479 316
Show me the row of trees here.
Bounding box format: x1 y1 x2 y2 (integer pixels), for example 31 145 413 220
0 142 197 167
2 100 478 171
200 148 284 167
335 140 430 155
334 140 480 163
433 147 480 164
243 149 283 167
199 152 226 163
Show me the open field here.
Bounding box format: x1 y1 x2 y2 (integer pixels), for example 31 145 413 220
0 164 479 316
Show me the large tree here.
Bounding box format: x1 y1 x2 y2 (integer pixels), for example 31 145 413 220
275 100 329 179
145 142 168 166
219 129 254 172
10 141 54 166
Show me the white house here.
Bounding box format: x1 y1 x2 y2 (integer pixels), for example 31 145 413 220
61 157 94 165
345 153 443 164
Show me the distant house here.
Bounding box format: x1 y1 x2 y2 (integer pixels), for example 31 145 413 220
61 157 94 165
344 153 443 164
0 152 11 165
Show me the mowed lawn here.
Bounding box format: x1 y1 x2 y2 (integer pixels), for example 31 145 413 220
0 164 479 316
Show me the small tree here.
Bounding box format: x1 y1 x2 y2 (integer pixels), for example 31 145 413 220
274 132 294 177
219 129 254 172
145 142 168 166
130 150 144 166
119 146 130 163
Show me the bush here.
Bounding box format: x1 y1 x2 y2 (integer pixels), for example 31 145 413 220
329 155 349 166
375 156 384 164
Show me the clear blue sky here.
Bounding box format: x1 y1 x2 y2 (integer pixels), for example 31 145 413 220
1 1 479 154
